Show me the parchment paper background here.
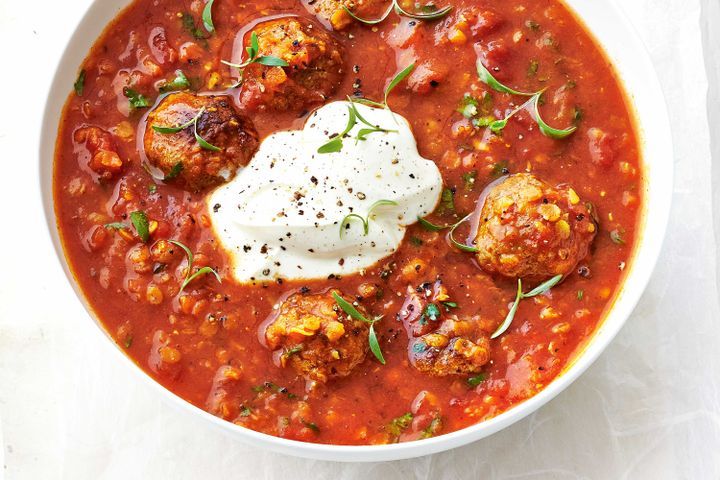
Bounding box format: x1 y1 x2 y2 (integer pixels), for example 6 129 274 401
1 0 718 478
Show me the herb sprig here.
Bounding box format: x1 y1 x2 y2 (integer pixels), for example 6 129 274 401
475 61 577 139
159 70 191 93
317 99 397 153
202 0 216 33
340 199 399 237
317 64 414 154
491 274 563 339
344 0 451 25
332 292 385 364
355 63 416 109
417 213 479 253
152 107 221 151
105 211 149 243
222 32 289 87
168 239 222 294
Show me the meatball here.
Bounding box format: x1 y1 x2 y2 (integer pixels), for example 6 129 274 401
263 290 369 384
306 0 390 30
239 17 344 111
143 92 258 191
474 173 597 279
411 318 490 376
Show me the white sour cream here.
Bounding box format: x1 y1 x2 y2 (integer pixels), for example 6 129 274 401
207 101 442 283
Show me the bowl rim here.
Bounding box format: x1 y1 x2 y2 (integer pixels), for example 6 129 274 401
38 0 674 462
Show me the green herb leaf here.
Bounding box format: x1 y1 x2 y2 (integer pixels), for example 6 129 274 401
332 292 385 364
317 137 344 154
130 211 150 243
417 216 447 232
448 214 479 253
528 59 539 77
419 415 442 439
181 12 208 41
477 60 535 96
249 31 260 58
577 290 584 300
491 274 563 339
467 373 486 386
181 267 221 293
573 106 583 124
386 412 413 439
301 419 320 432
168 239 194 267
462 171 477 191
409 236 423 246
332 292 369 323
164 162 184 180
239 405 252 417
384 63 415 106
368 323 386 364
152 124 187 134
441 301 458 309
489 118 508 133
159 70 191 93
123 87 150 110
168 239 222 294
524 274 563 298
285 345 303 356
74 70 86 96
194 121 222 151
490 160 509 178
532 94 577 139
255 55 290 67
318 104 356 153
339 213 367 237
491 278 523 339
424 303 441 321
458 94 479 118
202 0 215 33
441 188 455 211
148 184 158 194
153 107 221 150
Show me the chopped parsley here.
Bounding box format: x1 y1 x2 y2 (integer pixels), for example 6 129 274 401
74 70 86 96
123 87 150 110
462 170 477 191
440 188 455 212
467 373 486 387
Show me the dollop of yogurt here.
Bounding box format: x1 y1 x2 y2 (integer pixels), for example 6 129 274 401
207 101 442 283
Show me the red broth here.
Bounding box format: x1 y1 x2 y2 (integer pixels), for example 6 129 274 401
54 0 642 444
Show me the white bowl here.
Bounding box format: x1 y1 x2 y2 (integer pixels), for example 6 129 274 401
39 0 673 462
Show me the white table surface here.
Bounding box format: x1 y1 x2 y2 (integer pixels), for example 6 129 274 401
1 0 719 478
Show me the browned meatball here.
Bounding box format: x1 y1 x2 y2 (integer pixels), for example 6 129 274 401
263 290 369 384
411 318 490 376
474 173 597 279
306 0 391 30
143 92 258 191
238 17 344 111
